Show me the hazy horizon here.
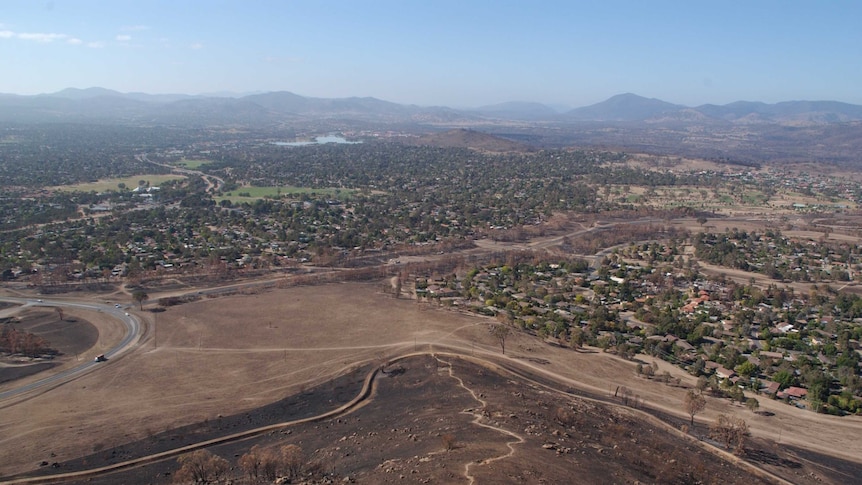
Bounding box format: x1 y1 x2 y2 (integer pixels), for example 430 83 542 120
8 87 862 113
2 1 861 107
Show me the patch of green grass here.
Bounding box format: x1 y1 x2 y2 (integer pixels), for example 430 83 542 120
53 174 186 193
742 191 769 205
217 186 355 203
176 159 211 169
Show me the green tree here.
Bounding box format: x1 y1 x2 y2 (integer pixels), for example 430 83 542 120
735 361 758 379
772 369 794 388
746 397 760 413
132 290 149 310
132 290 150 310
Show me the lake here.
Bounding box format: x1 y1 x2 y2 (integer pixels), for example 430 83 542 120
272 135 362 146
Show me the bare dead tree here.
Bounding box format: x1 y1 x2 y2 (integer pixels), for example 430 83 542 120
489 323 511 354
683 389 707 426
441 433 457 451
238 445 270 482
280 444 305 480
709 414 749 455
172 449 228 484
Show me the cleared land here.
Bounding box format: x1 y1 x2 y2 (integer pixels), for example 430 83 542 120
1 281 861 484
174 159 212 169
51 175 186 193
218 185 356 203
53 355 778 485
599 185 857 215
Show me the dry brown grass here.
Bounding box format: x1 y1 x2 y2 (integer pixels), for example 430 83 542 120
1 274 861 477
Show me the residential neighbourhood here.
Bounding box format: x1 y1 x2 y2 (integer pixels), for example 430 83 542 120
414 248 862 415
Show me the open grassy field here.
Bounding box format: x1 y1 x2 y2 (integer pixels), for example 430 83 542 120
52 174 186 193
174 159 212 169
218 185 355 203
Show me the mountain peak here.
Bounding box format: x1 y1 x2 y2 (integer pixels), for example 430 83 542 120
472 101 558 120
48 87 123 99
566 93 682 121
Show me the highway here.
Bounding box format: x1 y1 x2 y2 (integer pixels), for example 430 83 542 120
0 297 143 401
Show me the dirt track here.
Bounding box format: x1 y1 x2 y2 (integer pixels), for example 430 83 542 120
6 354 793 485
3 208 862 482
1 281 861 484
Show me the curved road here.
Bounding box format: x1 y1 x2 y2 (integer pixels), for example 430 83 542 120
137 154 224 194
0 298 142 401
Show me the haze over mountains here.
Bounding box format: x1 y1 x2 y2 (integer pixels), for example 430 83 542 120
2 88 862 127
5 88 862 167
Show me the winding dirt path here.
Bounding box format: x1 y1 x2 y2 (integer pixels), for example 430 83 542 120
434 355 524 485
0 349 806 485
0 364 382 485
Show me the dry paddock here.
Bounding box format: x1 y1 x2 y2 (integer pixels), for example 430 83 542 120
0 281 861 478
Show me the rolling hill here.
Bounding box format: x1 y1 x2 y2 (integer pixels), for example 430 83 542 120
404 128 533 152
2 87 862 127
565 93 684 121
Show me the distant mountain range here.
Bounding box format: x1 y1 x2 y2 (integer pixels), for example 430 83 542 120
1 88 861 127
561 93 862 125
0 87 470 125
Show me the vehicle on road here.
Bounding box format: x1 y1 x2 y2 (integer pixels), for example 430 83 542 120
94 354 107 362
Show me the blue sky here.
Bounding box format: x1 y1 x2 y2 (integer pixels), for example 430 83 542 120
2 1 861 108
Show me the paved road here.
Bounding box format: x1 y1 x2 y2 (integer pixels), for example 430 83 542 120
0 298 142 401
137 153 224 193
